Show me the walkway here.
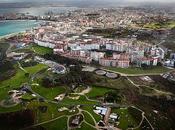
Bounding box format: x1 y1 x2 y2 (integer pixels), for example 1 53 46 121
101 68 174 77
126 76 173 96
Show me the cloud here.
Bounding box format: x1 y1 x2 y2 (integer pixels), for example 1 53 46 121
126 0 175 2
0 0 175 3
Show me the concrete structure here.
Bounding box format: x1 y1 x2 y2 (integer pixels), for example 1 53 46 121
90 51 105 61
34 39 55 49
99 58 117 67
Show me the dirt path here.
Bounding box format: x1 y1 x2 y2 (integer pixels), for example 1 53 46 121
101 68 167 77
80 109 99 130
17 61 27 73
126 76 173 96
129 106 154 130
21 115 66 130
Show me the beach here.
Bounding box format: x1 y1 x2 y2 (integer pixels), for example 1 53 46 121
0 20 41 38
0 31 25 40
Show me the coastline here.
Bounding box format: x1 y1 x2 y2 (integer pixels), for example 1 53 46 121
0 31 26 40
0 20 43 41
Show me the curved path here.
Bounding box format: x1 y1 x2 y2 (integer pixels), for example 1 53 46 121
21 115 66 130
128 106 154 130
101 68 174 77
126 76 173 96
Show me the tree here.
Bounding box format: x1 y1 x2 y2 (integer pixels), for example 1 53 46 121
104 91 121 103
42 77 54 88
141 63 149 69
25 73 30 77
157 62 162 66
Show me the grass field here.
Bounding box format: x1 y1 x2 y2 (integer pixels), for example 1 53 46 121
82 111 95 126
77 122 96 130
42 116 68 130
30 44 53 55
62 96 98 106
143 21 175 29
26 101 77 123
21 93 36 100
0 104 22 113
93 75 135 89
112 108 139 130
106 66 170 75
0 41 9 61
0 64 47 99
31 84 66 100
87 86 114 98
82 106 101 122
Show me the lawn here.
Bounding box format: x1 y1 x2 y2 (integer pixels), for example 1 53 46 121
0 64 47 103
82 111 95 126
42 116 68 130
106 66 170 75
30 44 53 55
82 106 101 122
0 104 22 113
31 84 66 100
0 64 47 114
61 96 98 106
87 85 114 98
21 93 36 101
0 41 9 61
26 101 76 123
93 75 135 89
112 107 139 130
143 21 175 29
77 122 96 130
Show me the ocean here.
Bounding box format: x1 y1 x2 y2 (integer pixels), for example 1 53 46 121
0 6 78 37
0 20 41 37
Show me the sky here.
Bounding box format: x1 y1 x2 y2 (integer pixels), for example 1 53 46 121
0 0 175 3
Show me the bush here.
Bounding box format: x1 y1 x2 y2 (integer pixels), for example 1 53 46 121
104 90 121 103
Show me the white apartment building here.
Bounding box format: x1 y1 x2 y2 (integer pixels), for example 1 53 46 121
150 47 165 60
34 39 56 49
80 43 100 50
90 51 105 61
106 42 127 52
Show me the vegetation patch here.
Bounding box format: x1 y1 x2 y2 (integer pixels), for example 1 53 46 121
31 84 66 100
30 44 53 55
82 111 95 126
77 122 96 130
87 85 114 98
106 66 170 74
42 116 68 130
144 21 175 29
0 109 35 130
0 64 47 107
21 93 36 101
113 107 139 129
82 106 101 122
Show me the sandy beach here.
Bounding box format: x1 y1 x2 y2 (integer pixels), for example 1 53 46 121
0 31 26 40
0 20 42 41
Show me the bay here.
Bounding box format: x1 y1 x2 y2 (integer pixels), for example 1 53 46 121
0 20 41 37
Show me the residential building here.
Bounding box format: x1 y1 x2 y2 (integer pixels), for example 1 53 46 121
90 51 105 61
34 39 55 48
